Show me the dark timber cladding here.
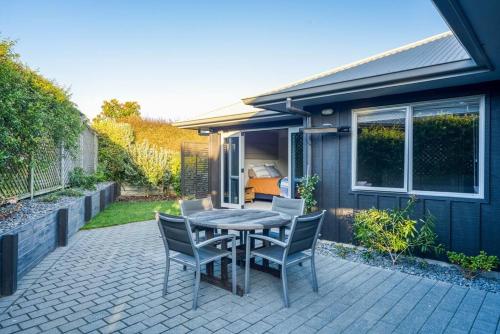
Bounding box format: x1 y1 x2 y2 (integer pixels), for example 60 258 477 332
308 81 500 257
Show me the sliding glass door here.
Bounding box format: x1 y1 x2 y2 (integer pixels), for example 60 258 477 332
221 132 244 208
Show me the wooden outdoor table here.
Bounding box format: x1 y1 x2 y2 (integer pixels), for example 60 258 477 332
188 209 291 296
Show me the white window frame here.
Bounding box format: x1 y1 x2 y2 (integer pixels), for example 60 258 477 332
351 95 485 199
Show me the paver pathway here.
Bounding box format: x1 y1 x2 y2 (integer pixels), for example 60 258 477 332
0 220 498 333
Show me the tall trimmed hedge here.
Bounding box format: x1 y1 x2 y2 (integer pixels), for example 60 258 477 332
0 39 83 170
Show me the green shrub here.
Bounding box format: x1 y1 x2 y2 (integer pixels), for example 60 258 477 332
40 193 61 202
92 118 134 148
0 39 83 170
69 168 97 190
334 244 352 259
297 174 320 213
128 141 170 187
447 251 499 279
353 197 443 265
58 188 84 197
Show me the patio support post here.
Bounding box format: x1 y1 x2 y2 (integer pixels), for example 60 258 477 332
0 234 18 296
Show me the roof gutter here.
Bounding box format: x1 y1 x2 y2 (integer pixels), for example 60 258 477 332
245 61 487 111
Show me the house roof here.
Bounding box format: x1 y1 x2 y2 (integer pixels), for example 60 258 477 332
175 31 481 129
173 101 300 129
248 32 469 99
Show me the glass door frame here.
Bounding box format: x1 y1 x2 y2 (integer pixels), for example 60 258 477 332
288 127 304 199
220 131 245 208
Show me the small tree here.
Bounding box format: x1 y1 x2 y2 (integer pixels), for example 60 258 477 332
98 99 141 120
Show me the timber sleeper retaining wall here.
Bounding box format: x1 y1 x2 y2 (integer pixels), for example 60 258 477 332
0 182 118 296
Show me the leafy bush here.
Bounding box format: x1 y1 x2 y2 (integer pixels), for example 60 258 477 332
447 251 499 279
297 174 320 213
92 118 134 148
0 39 83 170
92 112 200 197
69 168 97 190
121 116 206 152
58 188 84 197
40 193 61 203
128 141 171 187
353 197 443 265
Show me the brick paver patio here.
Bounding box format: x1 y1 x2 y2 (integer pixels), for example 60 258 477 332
0 221 499 334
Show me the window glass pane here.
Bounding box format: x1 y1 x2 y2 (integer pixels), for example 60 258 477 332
356 108 406 188
223 136 240 204
412 99 480 194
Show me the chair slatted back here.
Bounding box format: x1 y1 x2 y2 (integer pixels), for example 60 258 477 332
271 197 305 218
180 197 213 217
158 213 195 257
287 211 325 255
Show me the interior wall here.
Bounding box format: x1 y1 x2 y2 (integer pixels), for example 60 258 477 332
244 129 288 184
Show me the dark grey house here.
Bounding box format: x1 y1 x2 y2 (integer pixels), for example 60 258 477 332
175 1 500 257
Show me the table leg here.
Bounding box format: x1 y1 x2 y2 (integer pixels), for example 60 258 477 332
250 230 255 266
262 229 270 268
206 228 214 276
279 226 286 241
221 229 228 281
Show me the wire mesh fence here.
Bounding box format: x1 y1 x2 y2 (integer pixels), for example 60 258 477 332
0 126 98 200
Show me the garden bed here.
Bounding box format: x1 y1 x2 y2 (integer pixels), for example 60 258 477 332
317 240 500 293
0 182 112 235
0 182 118 296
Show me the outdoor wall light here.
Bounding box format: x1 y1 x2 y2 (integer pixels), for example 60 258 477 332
198 128 212 136
321 108 334 116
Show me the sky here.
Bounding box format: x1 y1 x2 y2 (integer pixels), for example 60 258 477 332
0 0 449 121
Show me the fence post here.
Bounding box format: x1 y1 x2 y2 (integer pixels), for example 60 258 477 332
29 164 34 200
60 144 65 189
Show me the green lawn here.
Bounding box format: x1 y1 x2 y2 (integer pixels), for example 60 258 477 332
82 200 179 230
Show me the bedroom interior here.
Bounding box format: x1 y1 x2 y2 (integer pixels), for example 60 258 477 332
244 129 288 209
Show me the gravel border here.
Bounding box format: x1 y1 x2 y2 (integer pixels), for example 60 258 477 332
0 182 112 235
317 240 500 293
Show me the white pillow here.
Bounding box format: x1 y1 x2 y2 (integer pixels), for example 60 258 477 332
252 165 271 178
266 165 281 177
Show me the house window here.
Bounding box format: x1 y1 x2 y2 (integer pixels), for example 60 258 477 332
355 108 407 190
352 96 484 198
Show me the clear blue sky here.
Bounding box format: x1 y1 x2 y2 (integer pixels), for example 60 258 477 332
0 0 449 120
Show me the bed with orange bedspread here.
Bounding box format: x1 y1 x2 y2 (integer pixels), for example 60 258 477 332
246 177 281 196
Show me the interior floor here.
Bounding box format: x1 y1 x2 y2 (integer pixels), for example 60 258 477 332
245 200 272 210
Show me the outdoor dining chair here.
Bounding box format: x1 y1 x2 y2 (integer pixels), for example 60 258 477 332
271 196 305 218
179 197 214 242
157 213 237 310
244 210 326 307
263 197 305 240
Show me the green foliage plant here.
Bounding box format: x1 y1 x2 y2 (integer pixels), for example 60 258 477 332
334 244 351 259
97 99 141 120
447 251 499 279
68 168 97 190
353 197 443 265
58 188 84 197
128 141 171 187
40 193 61 203
297 174 320 213
0 39 83 170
